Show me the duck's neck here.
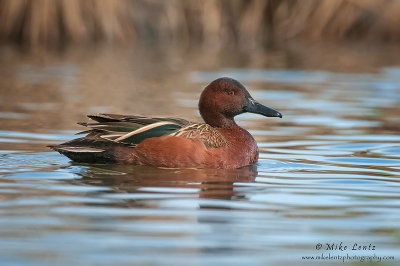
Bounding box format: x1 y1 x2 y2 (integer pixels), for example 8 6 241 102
202 113 237 129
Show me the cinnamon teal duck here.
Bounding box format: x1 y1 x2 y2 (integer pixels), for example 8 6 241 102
50 77 282 169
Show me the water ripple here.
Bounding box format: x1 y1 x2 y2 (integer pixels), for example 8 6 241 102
1 66 400 265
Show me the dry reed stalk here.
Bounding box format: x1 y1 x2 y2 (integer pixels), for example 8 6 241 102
0 0 135 47
278 0 400 42
0 0 400 49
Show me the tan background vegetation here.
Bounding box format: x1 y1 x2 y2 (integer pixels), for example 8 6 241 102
1 0 399 49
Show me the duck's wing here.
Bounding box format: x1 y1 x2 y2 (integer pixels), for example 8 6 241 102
49 114 193 163
81 114 227 148
77 113 192 146
50 114 226 163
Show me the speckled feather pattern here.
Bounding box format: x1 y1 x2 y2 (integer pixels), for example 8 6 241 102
173 123 227 148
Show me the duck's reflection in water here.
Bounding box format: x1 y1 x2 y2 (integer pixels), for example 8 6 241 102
74 164 258 205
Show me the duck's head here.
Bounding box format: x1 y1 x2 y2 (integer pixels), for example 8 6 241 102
199 77 282 128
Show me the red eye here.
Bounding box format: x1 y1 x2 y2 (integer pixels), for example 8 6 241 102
228 91 235 96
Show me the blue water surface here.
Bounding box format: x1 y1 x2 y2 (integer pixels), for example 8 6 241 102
1 57 399 265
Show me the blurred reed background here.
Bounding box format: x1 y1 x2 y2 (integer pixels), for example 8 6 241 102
1 0 400 49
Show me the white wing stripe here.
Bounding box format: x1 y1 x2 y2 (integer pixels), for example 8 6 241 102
114 121 178 142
